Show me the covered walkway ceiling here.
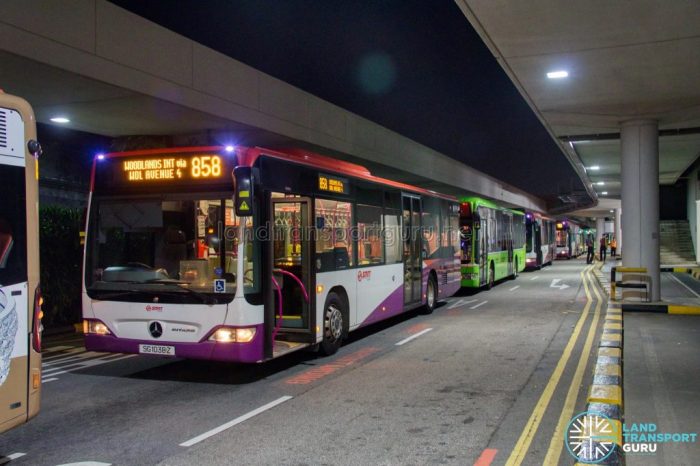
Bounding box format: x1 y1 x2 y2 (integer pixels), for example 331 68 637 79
0 1 546 211
458 0 700 201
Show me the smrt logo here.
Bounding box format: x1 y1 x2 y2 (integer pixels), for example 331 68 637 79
145 305 163 312
357 270 372 282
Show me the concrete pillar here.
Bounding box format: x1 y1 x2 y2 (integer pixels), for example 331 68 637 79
614 208 622 256
621 120 660 301
596 217 605 253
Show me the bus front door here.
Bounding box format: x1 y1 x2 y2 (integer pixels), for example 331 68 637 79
271 198 313 343
402 195 422 305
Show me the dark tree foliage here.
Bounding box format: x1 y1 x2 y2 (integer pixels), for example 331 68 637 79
39 206 83 326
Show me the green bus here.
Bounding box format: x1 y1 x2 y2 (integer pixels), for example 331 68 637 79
459 197 526 288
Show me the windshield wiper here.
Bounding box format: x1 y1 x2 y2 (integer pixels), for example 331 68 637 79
144 279 218 304
90 289 146 300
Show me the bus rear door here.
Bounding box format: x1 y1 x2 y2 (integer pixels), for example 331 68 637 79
402 195 422 305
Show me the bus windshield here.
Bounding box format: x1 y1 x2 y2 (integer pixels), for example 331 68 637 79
85 194 254 303
556 230 567 247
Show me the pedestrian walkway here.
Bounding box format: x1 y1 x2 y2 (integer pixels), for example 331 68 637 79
623 313 700 465
587 257 700 465
596 258 700 308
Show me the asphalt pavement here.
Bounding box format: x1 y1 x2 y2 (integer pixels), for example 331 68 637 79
0 259 605 466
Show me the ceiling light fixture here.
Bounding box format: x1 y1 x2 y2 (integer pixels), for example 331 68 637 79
601 191 608 195
596 181 605 186
547 70 568 79
50 116 70 124
587 165 600 171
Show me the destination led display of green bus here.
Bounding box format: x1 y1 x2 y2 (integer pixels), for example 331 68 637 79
122 154 224 182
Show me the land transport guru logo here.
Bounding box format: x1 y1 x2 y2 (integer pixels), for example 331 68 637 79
565 411 698 461
565 411 618 463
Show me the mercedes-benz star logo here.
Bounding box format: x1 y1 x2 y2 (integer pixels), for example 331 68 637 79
149 321 164 338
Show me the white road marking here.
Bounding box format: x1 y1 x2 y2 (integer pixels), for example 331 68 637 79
470 301 488 309
43 347 86 361
396 328 433 346
447 298 477 309
42 345 72 353
41 377 59 383
530 276 539 281
56 462 112 466
0 453 26 465
43 354 136 378
667 273 700 298
180 396 294 447
509 285 520 291
43 351 104 367
550 278 570 290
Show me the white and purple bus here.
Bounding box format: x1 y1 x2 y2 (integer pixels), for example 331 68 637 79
82 146 461 362
524 212 556 269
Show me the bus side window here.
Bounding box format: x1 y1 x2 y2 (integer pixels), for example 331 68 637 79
315 198 354 271
383 209 402 263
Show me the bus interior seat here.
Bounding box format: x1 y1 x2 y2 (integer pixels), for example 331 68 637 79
333 247 349 269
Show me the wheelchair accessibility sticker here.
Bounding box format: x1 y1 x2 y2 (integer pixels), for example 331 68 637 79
214 279 226 293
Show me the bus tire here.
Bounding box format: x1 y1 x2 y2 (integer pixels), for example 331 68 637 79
421 275 438 314
487 263 495 289
320 292 345 356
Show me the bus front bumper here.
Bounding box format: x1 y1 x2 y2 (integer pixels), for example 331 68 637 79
85 324 264 363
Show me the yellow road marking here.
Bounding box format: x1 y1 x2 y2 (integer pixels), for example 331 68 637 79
668 305 700 315
542 266 604 466
504 266 594 466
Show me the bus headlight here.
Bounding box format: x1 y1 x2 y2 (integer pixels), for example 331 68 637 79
209 327 256 343
83 319 111 335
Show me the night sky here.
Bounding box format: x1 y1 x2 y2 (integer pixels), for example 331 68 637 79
110 0 587 205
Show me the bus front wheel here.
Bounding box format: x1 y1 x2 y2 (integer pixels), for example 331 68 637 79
320 292 345 356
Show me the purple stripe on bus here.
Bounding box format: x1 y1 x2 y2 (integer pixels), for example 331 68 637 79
84 323 265 363
423 258 462 299
358 285 405 327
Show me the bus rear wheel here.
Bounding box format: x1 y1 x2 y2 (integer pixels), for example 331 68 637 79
320 292 345 356
421 275 437 314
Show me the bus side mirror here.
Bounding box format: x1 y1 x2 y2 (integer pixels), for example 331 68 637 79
233 167 254 216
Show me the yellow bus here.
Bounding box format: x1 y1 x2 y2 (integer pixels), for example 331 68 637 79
0 89 43 433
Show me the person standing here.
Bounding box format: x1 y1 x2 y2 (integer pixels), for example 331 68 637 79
586 236 595 264
610 236 617 257
599 236 607 261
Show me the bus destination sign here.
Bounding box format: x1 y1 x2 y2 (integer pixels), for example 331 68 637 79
318 173 349 195
121 154 224 183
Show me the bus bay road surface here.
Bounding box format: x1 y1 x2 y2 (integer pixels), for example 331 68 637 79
0 260 601 466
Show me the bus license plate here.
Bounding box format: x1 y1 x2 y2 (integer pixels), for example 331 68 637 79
139 344 175 356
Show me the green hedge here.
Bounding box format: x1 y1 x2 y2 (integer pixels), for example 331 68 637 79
39 205 83 327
